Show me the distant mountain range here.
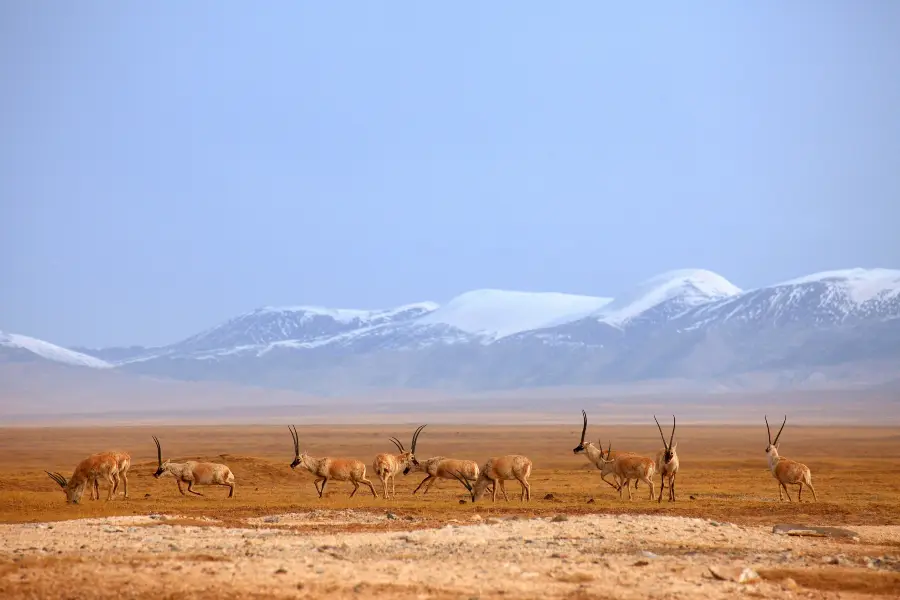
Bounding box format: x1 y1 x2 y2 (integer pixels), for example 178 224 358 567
3 267 899 394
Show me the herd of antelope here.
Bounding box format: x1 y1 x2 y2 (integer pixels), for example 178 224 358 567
45 413 817 505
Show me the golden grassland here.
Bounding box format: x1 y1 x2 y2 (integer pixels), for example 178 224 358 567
2 423 899 527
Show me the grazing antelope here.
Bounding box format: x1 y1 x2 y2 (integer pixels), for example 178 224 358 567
572 410 639 492
46 452 120 504
91 451 131 500
152 436 235 498
765 415 818 502
654 415 679 503
600 442 656 501
469 455 532 503
288 425 377 498
407 456 481 495
372 424 426 498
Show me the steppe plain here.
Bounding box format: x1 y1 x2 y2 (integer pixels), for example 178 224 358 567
1 423 899 599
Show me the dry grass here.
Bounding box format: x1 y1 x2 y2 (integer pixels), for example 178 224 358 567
1 424 899 526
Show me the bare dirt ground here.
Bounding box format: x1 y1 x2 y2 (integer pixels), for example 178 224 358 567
1 424 899 598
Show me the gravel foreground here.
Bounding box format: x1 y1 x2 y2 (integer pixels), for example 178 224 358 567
2 511 899 599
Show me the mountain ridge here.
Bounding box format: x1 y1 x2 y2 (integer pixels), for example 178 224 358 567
6 266 899 393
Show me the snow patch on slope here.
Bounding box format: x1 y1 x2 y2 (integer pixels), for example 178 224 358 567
775 268 900 304
255 302 439 323
417 289 613 340
599 269 742 325
0 331 113 369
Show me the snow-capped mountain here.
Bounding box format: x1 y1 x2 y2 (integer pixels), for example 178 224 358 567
595 268 743 328
416 289 613 341
0 331 113 369
6 267 900 392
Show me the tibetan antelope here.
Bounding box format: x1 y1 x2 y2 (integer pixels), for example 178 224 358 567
572 410 639 492
408 456 481 495
600 442 656 501
654 415 679 503
288 425 377 498
372 424 426 498
765 415 818 502
46 452 120 504
466 455 532 503
152 436 235 498
91 451 131 500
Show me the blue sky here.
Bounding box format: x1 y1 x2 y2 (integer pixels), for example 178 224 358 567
2 3 899 347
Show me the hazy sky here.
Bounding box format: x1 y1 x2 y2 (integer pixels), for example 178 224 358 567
2 3 899 348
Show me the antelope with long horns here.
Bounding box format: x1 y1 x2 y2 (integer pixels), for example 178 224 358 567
765 415 818 502
600 442 656 501
654 415 679 503
90 450 131 500
46 452 120 504
152 436 235 498
407 456 481 495
572 410 639 492
289 425 377 498
372 424 426 498
466 455 532 503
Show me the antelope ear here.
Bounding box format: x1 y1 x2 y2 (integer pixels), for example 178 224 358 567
671 442 678 451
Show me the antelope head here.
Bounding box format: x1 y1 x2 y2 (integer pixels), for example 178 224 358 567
46 470 84 504
654 414 677 463
401 424 427 475
152 435 170 478
288 424 309 470
765 415 786 458
573 409 593 454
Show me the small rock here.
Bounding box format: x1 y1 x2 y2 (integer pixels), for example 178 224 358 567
550 553 569 559
641 551 659 559
781 577 799 591
709 566 760 583
404 515 415 521
275 567 287 575
144 493 151 498
386 512 397 520
544 493 555 500
550 514 568 523
485 518 501 525
263 516 280 524
586 498 595 504
689 495 697 500
773 524 860 540
633 560 650 567
471 514 483 522
459 500 467 504
821 555 838 565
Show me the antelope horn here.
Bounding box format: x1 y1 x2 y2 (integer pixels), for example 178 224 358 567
45 471 67 489
579 410 588 445
669 415 676 448
152 435 162 467
411 424 426 454
773 415 787 446
450 470 474 497
765 415 772 444
606 441 612 459
388 437 405 453
654 415 668 449
289 425 299 455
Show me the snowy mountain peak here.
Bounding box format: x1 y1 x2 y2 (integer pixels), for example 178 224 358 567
417 289 613 340
775 268 900 304
599 268 742 325
0 331 113 369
